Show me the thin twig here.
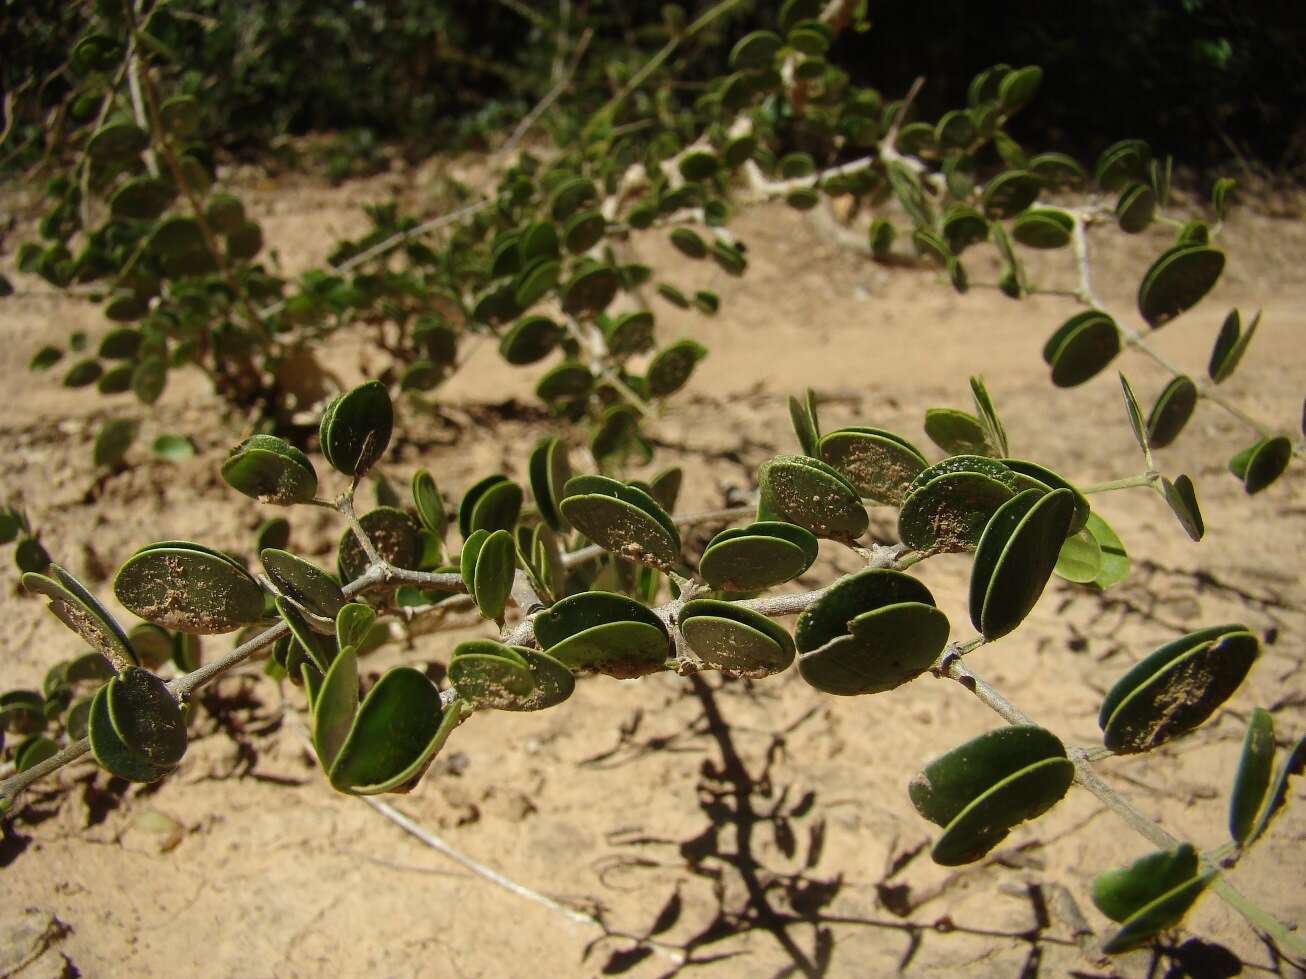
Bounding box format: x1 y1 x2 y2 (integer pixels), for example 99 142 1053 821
498 28 594 162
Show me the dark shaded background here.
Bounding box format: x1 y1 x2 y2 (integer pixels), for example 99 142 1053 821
4 0 1303 174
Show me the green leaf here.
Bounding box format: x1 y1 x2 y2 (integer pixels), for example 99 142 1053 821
262 549 346 620
998 65 1042 109
1118 373 1150 459
910 726 1072 866
560 475 681 570
116 545 265 637
563 209 606 254
647 339 707 398
458 475 523 537
110 176 175 221
796 568 948 695
1092 843 1199 923
29 346 63 372
499 315 562 365
1028 153 1085 188
132 358 166 404
757 455 868 542
411 469 447 539
970 489 1075 640
1229 437 1292 495
337 507 423 581
898 457 1017 553
23 563 137 668
93 418 139 468
1248 734 1306 845
818 428 927 505
319 380 393 477
15 536 52 575
107 666 188 768
788 388 820 457
605 310 656 359
88 682 170 782
1100 625 1259 753
1096 139 1151 192
981 170 1040 218
87 121 148 162
449 640 574 711
562 265 620 318
1011 209 1072 249
924 408 989 457
678 150 719 182
534 591 669 677
699 521 817 592
1162 474 1204 541
969 377 1009 457
1208 309 1259 384
679 599 795 676
1116 182 1156 234
128 623 173 669
472 529 515 623
528 437 572 534
152 434 195 462
1138 245 1225 328
1043 311 1120 387
1229 708 1275 845
276 596 338 674
221 434 318 505
1146 376 1198 449
1000 459 1091 534
328 668 460 794
312 645 359 771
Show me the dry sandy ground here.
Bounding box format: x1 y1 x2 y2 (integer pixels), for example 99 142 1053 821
0 166 1304 979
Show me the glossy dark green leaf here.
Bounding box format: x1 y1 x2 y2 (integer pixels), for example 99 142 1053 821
1229 708 1275 845
941 208 988 254
1138 245 1225 328
910 726 1072 866
647 339 707 398
450 640 574 711
15 536 52 575
1092 843 1212 953
411 469 447 539
88 682 170 782
1028 153 1085 188
204 193 245 233
337 507 423 581
563 209 606 254
730 29 782 69
499 315 561 365
560 475 680 569
899 462 1016 554
1229 437 1292 495
818 427 927 505
262 549 346 620
107 666 188 768
471 529 515 623
1117 373 1150 459
221 434 318 505
328 668 461 794
29 346 63 372
981 170 1040 218
312 644 358 771
1096 139 1151 192
605 311 655 359
1011 209 1072 249
126 623 171 669
757 455 868 542
924 408 989 457
935 110 976 150
699 524 814 592
23 563 137 668
549 177 597 221
458 475 523 537
1162 475 1204 541
254 516 290 554
319 380 393 477
1116 182 1156 234
562 265 619 318
1146 376 1198 449
16 735 59 772
969 377 1009 457
1100 625 1258 753
998 64 1041 109
912 228 950 267
277 596 338 673
1248 735 1305 846
1042 311 1120 387
970 488 1075 640
1208 309 1259 384
63 359 102 388
535 591 669 677
528 437 572 533
679 599 795 676
999 459 1090 534
795 568 946 694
